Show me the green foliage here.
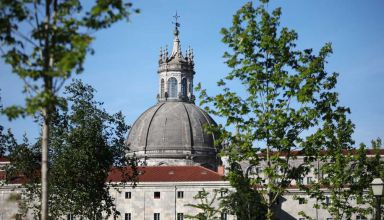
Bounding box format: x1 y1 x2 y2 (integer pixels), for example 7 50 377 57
0 125 17 157
298 110 357 219
220 163 267 220
0 98 18 156
6 135 41 185
0 0 138 118
185 189 223 220
8 192 22 202
1 2 138 218
297 132 383 220
365 138 384 179
6 80 137 219
197 1 353 219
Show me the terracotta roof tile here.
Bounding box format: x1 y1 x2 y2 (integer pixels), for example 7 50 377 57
0 157 10 162
107 166 224 182
263 149 384 157
0 170 27 184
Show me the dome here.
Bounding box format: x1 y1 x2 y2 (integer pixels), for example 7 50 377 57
126 102 219 168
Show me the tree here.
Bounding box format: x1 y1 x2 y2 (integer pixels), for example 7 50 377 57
185 188 223 220
298 113 362 220
220 163 266 220
0 96 11 156
365 138 384 219
364 138 384 182
0 122 17 157
197 1 352 219
0 1 138 219
297 131 383 220
6 80 136 219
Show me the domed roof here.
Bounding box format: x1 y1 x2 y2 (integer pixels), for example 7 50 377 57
125 18 220 169
126 102 218 166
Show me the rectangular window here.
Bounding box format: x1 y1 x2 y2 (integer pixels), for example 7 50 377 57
356 216 367 220
326 218 333 220
154 213 160 220
154 191 161 199
177 213 184 220
125 191 131 199
221 212 227 220
298 198 305 205
306 177 312 184
125 213 131 220
177 191 184 199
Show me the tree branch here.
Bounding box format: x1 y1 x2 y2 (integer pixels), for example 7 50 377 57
13 30 39 48
22 78 39 95
34 0 43 48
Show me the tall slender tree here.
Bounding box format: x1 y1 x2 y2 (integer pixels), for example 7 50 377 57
197 1 352 219
0 1 138 219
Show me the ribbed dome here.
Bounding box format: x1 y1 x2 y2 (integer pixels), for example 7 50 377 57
126 102 219 167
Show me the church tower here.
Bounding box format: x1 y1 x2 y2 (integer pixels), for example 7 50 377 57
126 15 219 170
157 13 195 103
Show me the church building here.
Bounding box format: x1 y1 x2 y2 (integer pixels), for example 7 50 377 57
106 17 233 220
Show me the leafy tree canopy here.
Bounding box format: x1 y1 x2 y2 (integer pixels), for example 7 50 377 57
0 0 139 118
5 80 136 219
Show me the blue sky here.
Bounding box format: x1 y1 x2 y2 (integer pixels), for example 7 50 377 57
0 0 383 146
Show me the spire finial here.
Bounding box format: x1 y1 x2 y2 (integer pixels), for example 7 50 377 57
173 11 180 36
159 46 163 64
170 12 182 57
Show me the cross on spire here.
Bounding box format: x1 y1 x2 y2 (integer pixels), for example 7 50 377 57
173 11 180 28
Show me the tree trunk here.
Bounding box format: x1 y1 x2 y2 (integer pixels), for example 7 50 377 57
41 107 49 220
42 0 52 218
267 209 272 220
266 194 273 220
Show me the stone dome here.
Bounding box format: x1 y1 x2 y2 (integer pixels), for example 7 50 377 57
126 102 219 168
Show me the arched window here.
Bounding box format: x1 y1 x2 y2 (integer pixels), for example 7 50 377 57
167 77 178 98
160 79 164 98
181 78 187 97
189 82 193 93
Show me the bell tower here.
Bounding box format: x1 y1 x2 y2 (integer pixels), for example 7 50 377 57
157 13 195 103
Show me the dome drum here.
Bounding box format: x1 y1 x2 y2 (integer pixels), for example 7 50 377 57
126 102 219 168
